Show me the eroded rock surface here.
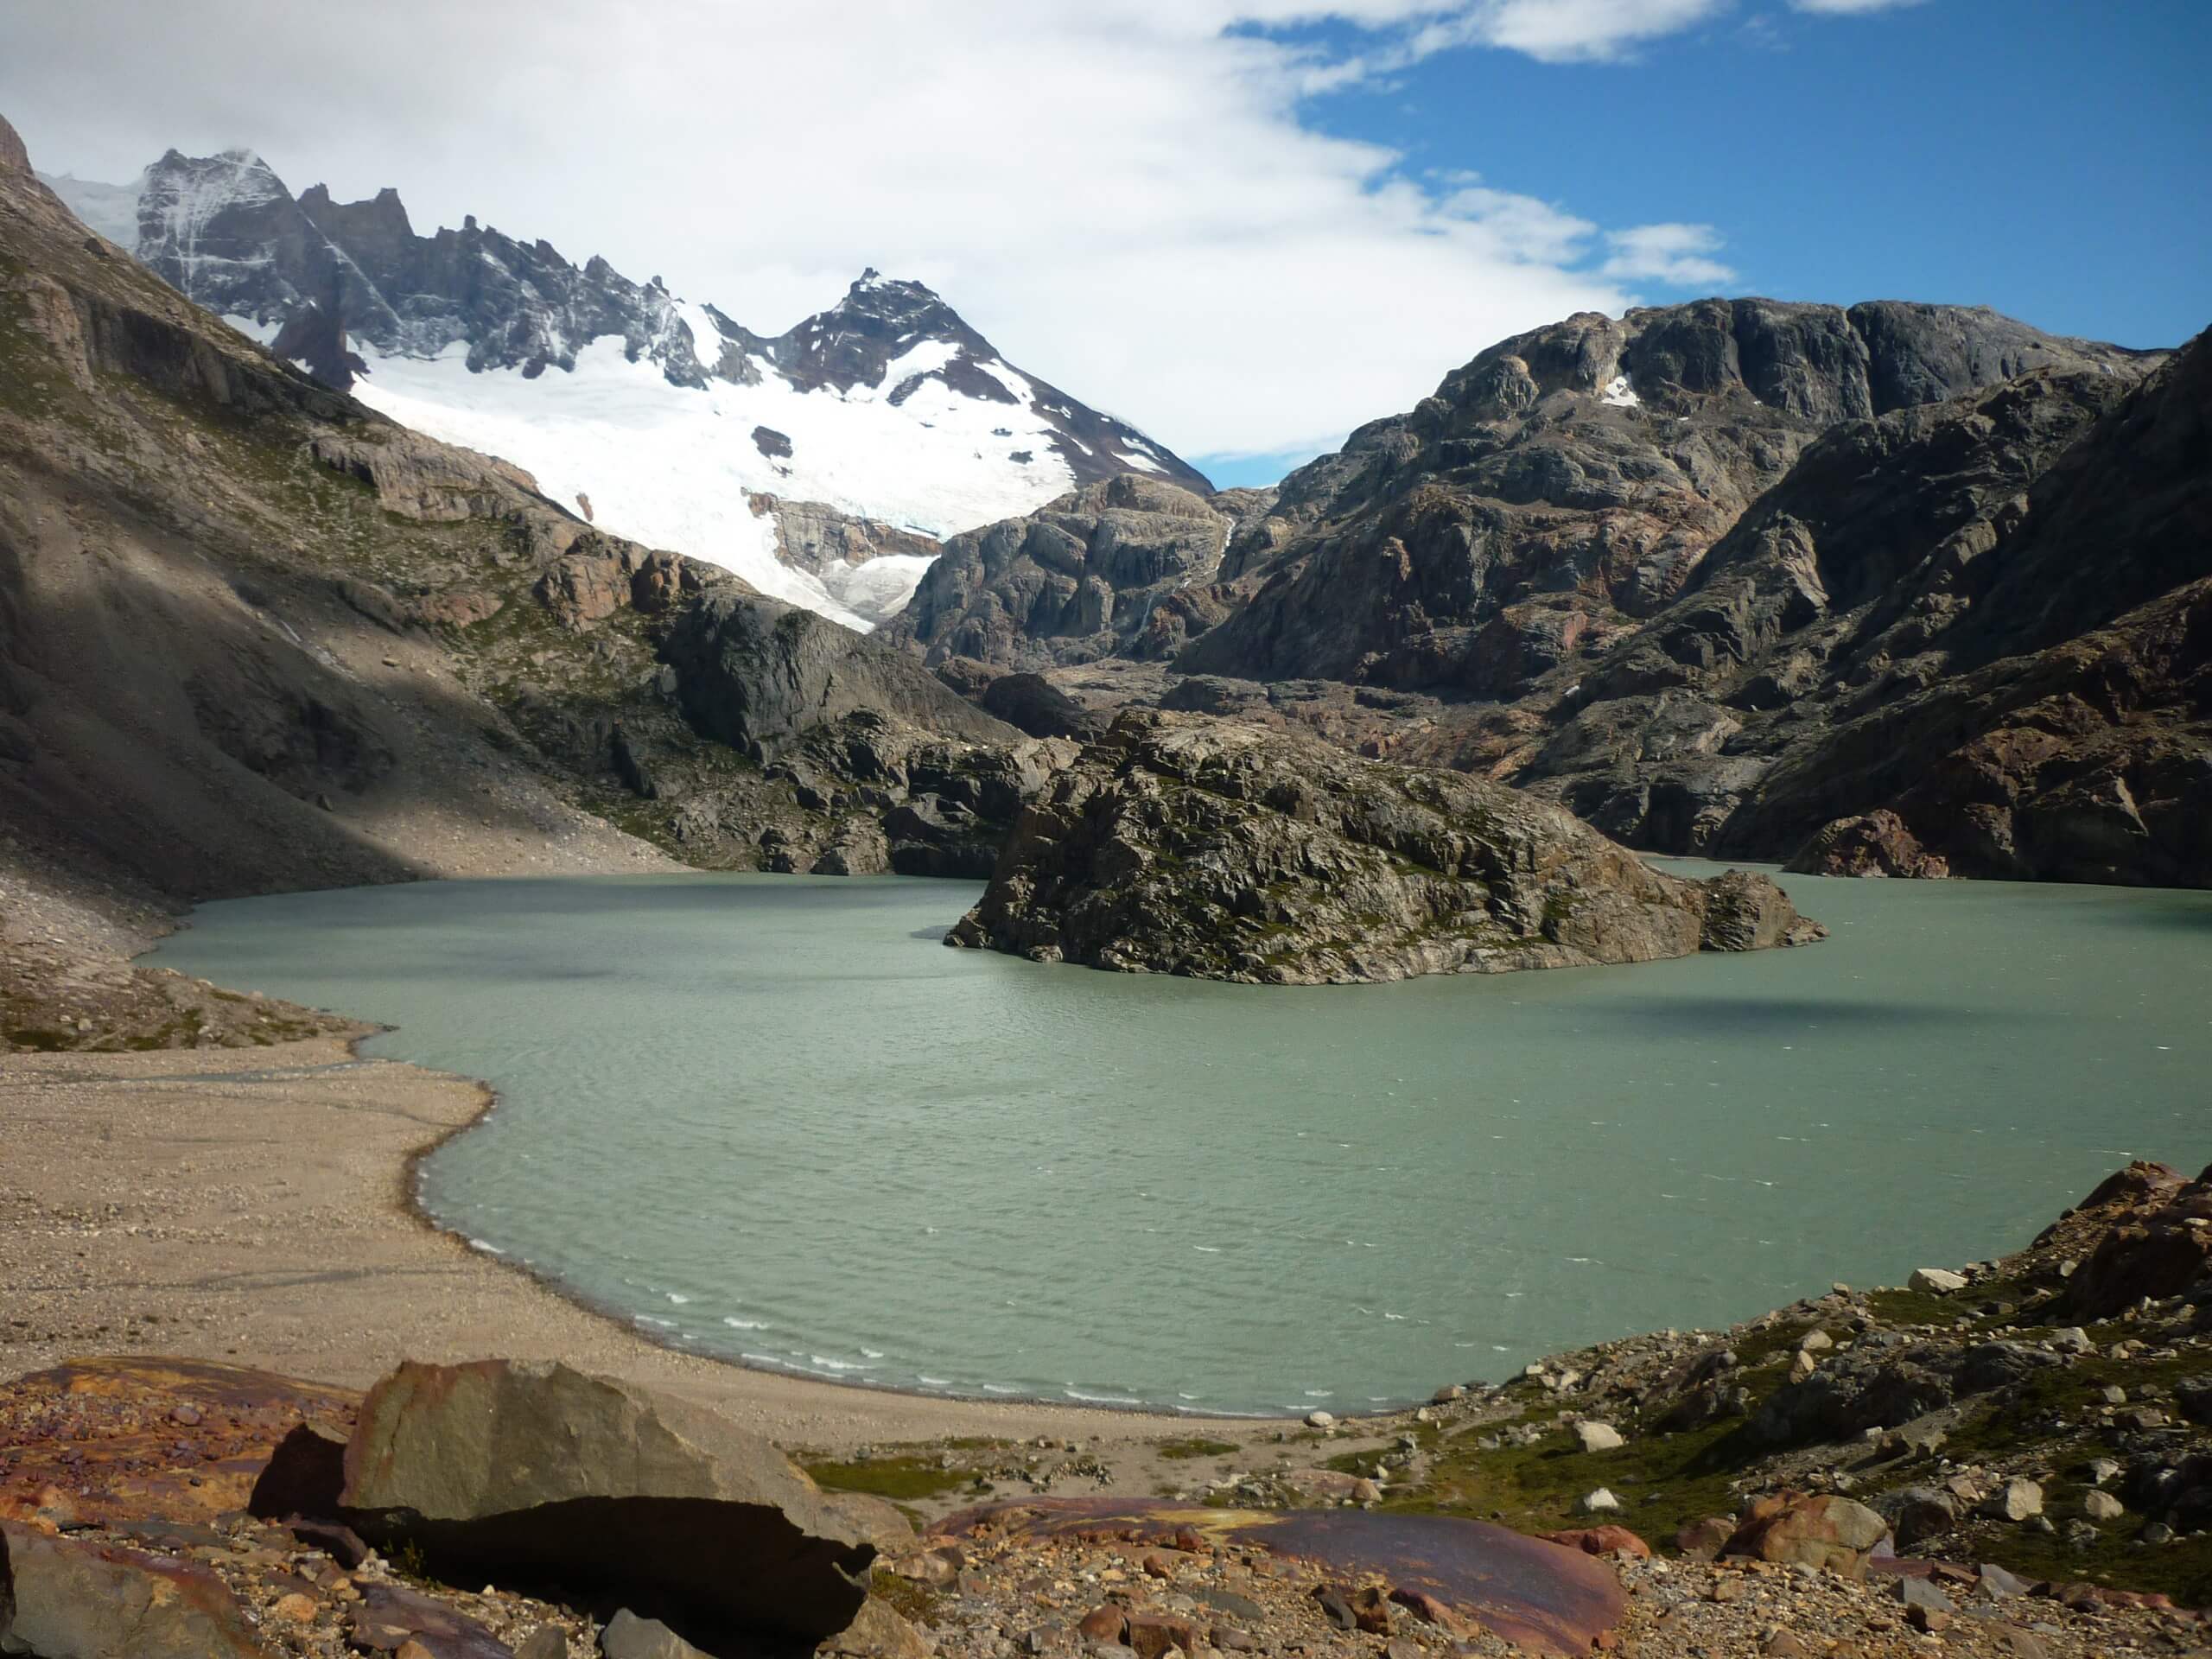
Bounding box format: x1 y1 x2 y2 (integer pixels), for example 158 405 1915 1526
949 712 1820 982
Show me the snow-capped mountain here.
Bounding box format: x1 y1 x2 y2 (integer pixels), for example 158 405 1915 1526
42 149 1211 626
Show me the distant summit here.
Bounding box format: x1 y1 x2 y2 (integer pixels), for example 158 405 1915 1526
44 149 1207 624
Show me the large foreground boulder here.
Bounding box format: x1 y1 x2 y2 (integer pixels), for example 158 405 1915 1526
948 712 1822 983
0 1519 262 1657
261 1360 874 1652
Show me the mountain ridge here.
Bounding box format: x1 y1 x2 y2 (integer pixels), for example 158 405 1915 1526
41 146 1209 626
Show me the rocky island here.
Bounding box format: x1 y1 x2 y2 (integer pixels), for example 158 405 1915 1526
948 713 1821 982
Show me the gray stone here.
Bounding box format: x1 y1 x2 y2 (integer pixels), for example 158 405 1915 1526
2082 1490 2125 1522
601 1609 709 1659
1984 1479 2044 1522
1573 1422 1624 1453
1907 1268 1968 1294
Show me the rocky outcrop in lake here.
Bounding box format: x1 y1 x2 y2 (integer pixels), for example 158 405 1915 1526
947 713 1821 982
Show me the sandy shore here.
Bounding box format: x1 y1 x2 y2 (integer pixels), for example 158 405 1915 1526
0 1036 1288 1461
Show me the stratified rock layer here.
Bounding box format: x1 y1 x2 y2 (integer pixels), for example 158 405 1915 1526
948 713 1821 983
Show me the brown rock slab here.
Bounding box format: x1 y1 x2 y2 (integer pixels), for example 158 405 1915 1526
0 1518 263 1658
1540 1525 1651 1560
931 1497 1624 1656
346 1581 514 1657
0 1356 358 1529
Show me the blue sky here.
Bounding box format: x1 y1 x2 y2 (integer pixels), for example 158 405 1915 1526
1199 0 2212 485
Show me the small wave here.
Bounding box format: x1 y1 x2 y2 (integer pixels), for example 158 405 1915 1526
666 1292 691 1305
808 1355 879 1373
980 1383 1020 1395
467 1238 505 1256
635 1315 677 1330
860 1347 885 1359
1193 1245 1222 1254
1303 1389 1333 1398
721 1317 770 1330
1064 1388 1145 1405
917 1375 952 1387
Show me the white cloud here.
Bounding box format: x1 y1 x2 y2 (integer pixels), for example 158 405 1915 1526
1600 223 1738 285
0 1 1758 466
1405 0 1734 65
1789 0 1925 12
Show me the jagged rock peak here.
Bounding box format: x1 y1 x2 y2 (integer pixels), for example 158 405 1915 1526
1437 296 2153 428
0 111 30 175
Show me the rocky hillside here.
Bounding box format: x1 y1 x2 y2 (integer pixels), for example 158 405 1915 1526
41 148 1208 625
948 712 1821 982
1177 300 2153 694
1408 332 2212 883
0 121 1079 963
886 477 1274 670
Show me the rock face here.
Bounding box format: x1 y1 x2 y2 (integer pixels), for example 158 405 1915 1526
661 592 1019 760
1460 335 2212 883
335 1360 874 1649
1179 300 2149 696
948 712 1821 983
0 113 29 175
887 477 1250 670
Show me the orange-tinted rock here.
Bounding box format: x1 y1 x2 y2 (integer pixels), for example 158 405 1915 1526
1541 1525 1651 1560
1125 1612 1198 1659
0 1520 263 1657
1078 1605 1128 1643
1724 1492 1888 1580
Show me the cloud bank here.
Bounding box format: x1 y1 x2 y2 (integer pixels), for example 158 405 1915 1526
0 1 1914 465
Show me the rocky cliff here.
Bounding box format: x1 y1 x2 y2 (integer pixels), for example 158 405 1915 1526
1409 332 2212 884
948 713 1821 983
886 476 1269 670
1176 299 2152 696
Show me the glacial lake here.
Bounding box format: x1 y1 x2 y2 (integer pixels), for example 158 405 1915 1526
150 866 2210 1415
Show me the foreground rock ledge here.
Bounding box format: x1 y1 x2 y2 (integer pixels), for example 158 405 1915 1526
948 713 1823 983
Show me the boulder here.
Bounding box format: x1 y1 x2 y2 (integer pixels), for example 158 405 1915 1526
1573 1421 1624 1453
1907 1268 1969 1294
1983 1479 2044 1522
336 1360 874 1649
601 1608 709 1659
0 1519 263 1658
1723 1493 1888 1579
1541 1526 1649 1560
816 1598 936 1659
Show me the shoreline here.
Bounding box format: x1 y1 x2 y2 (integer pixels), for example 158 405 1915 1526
0 1027 1289 1459
387 1038 1282 1426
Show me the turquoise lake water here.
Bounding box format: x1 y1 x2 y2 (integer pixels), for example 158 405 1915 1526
150 865 2211 1414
